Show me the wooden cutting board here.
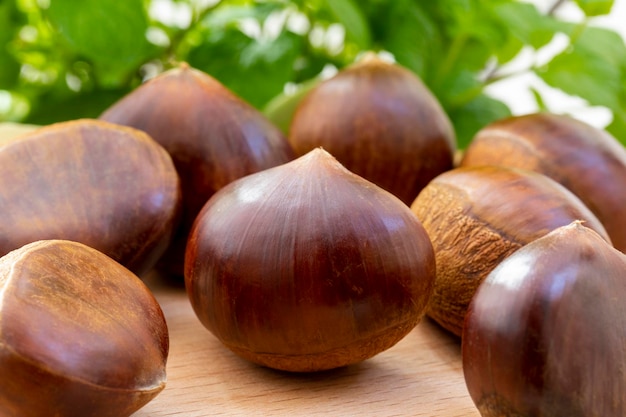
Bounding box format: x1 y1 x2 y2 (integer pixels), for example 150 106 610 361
134 273 479 416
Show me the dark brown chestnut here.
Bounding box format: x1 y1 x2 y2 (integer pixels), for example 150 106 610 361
463 221 626 416
100 63 295 275
410 165 610 337
288 54 456 206
0 240 169 417
0 119 181 276
185 148 436 372
460 112 626 253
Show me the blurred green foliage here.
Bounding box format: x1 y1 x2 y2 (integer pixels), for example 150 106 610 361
1 0 625 146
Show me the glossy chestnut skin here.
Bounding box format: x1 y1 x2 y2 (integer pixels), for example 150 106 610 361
288 55 456 205
0 119 181 276
410 165 610 337
185 148 436 372
100 63 295 275
0 240 169 417
463 222 626 416
460 112 626 253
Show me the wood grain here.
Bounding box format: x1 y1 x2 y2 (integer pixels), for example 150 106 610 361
134 273 479 416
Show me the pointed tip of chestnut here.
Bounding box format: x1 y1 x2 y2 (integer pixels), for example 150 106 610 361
353 51 391 67
294 146 350 172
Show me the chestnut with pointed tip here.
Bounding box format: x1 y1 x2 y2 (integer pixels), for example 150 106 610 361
185 148 436 372
288 54 456 206
463 221 626 416
460 112 626 253
410 165 610 337
0 119 181 276
100 63 295 275
0 240 169 417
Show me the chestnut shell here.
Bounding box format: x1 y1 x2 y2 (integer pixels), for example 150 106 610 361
463 222 626 416
100 64 295 275
0 119 181 276
461 112 626 253
410 165 610 337
288 55 456 205
0 240 169 417
185 148 436 372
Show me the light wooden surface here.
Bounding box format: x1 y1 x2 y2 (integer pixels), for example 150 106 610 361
134 273 479 416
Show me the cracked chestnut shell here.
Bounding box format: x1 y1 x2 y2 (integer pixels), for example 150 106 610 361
0 240 168 417
288 54 456 205
0 119 181 276
185 148 436 372
461 112 626 253
100 63 295 275
463 222 626 416
410 165 610 337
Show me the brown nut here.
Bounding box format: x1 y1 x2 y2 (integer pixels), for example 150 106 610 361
100 63 295 275
463 222 626 416
185 148 436 372
0 119 181 276
410 165 610 337
460 112 626 252
0 240 169 417
288 54 456 205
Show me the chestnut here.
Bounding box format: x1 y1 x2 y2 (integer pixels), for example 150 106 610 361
0 240 169 417
460 112 626 253
288 54 456 206
100 63 295 275
410 165 610 337
0 119 181 276
463 221 626 416
185 148 436 372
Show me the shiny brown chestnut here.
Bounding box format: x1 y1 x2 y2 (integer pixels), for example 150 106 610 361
100 63 295 275
460 112 626 252
185 148 436 372
410 165 610 337
0 119 181 276
288 54 456 206
0 240 169 417
463 221 626 416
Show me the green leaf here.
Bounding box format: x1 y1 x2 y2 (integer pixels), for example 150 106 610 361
0 1 22 87
46 0 154 87
263 77 321 134
538 26 626 111
492 2 559 50
606 108 626 146
374 0 441 81
25 89 129 125
530 87 549 111
569 26 626 69
187 28 302 109
322 0 371 49
204 3 284 27
447 93 511 148
574 0 614 16
434 69 482 110
539 51 621 109
494 36 525 65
